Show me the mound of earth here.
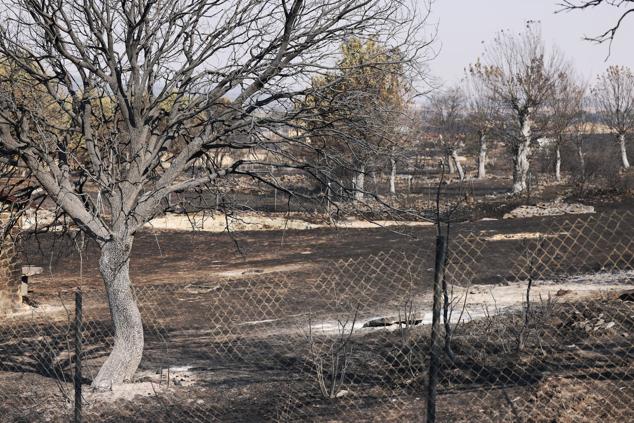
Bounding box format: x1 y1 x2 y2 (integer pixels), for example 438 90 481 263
503 201 594 219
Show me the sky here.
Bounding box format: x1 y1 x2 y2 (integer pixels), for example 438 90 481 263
428 0 634 86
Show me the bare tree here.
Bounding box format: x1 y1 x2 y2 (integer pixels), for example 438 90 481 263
547 71 586 181
571 111 597 192
464 73 500 179
559 1 634 46
0 0 430 389
470 25 568 193
427 86 466 181
387 112 417 195
592 65 634 169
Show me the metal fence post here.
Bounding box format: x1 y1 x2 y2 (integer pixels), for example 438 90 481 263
426 234 446 423
74 288 82 423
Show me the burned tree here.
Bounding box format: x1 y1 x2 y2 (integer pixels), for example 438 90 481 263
0 0 429 389
559 0 634 44
464 73 500 179
470 26 567 193
547 71 586 181
426 86 467 181
592 65 634 169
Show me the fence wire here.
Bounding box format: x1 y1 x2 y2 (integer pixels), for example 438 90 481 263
0 210 632 422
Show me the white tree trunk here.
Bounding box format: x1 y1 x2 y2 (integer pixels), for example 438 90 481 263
353 164 365 201
92 238 144 390
451 150 465 181
389 156 396 195
447 154 456 174
477 134 487 179
512 117 532 194
619 133 631 169
555 143 561 182
577 142 585 178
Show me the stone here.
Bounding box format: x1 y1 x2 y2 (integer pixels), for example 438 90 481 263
21 266 43 277
503 202 595 219
363 317 393 328
335 390 349 398
618 290 634 302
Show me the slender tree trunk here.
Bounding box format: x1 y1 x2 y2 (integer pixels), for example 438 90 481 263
477 133 487 179
353 164 365 201
92 238 144 390
512 116 532 194
576 141 585 178
446 153 456 174
555 143 561 182
372 170 377 194
389 156 396 195
450 150 465 181
619 133 630 169
325 180 332 213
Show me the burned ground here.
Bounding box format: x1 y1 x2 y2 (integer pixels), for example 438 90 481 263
1 293 632 422
1 185 633 422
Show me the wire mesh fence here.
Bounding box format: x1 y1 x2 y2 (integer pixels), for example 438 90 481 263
0 210 632 422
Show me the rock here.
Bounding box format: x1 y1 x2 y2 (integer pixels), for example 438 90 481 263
618 290 634 302
503 202 594 219
335 390 349 398
605 322 616 329
363 317 393 327
21 266 43 277
394 318 423 326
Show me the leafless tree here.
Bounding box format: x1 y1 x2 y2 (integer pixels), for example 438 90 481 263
426 86 466 181
463 73 500 179
558 1 634 47
385 111 419 195
469 25 568 193
592 65 634 169
570 110 596 192
547 71 586 181
0 0 431 389
0 144 46 279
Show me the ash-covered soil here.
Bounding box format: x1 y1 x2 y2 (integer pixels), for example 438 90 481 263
1 298 632 422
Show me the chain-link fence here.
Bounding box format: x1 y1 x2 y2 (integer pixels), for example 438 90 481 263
0 210 632 422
